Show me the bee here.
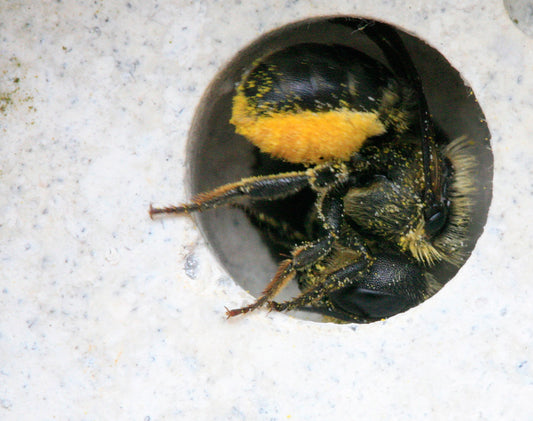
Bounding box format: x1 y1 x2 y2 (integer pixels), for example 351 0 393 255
150 20 479 323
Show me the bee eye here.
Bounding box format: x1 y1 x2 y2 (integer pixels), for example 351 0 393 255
425 204 449 238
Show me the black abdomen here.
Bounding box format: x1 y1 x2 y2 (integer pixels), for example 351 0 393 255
242 43 405 116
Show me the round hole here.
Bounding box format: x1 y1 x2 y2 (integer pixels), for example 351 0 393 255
504 0 533 38
186 17 493 322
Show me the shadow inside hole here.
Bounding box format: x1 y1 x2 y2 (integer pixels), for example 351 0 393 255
187 16 493 322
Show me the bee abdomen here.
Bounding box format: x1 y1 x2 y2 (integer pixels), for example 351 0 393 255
230 43 415 164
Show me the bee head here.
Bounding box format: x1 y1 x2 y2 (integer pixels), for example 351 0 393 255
399 137 477 266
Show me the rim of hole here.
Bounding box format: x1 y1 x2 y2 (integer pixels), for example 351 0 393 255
186 16 493 322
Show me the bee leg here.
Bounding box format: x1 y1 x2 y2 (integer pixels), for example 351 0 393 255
226 190 345 317
273 254 430 321
226 236 338 318
226 259 296 317
289 188 345 268
229 203 307 247
269 259 369 313
149 171 309 217
326 254 430 320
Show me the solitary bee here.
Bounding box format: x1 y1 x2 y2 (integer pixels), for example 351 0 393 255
150 20 478 323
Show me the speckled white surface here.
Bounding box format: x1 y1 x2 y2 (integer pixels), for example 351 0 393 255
1 1 532 420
